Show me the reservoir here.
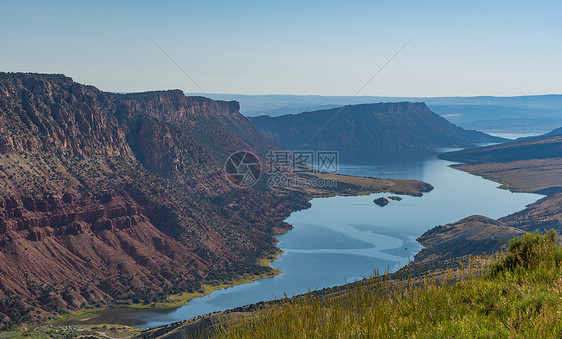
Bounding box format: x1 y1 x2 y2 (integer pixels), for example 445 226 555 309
89 148 543 328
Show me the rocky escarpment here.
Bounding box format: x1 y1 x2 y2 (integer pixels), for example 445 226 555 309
0 73 309 326
0 193 205 298
116 110 226 190
118 90 241 121
0 74 131 157
117 91 281 164
250 102 505 151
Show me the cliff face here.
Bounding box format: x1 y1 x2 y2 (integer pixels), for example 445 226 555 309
0 74 131 157
118 91 241 121
117 92 281 163
0 192 205 305
250 102 504 151
0 73 306 325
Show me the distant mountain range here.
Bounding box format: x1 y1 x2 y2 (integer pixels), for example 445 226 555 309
193 93 562 133
546 126 562 136
250 102 504 151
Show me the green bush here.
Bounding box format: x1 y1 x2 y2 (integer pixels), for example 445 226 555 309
492 230 562 275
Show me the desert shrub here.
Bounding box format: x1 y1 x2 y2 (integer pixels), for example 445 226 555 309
491 230 562 275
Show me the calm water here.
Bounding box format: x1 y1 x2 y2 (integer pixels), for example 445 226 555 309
485 131 544 140
91 149 542 328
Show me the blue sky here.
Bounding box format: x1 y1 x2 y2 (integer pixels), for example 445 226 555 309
2 0 561 96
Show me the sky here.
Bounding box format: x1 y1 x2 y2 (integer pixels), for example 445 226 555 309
2 0 562 97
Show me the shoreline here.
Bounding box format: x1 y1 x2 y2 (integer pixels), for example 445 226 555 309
449 164 517 192
43 174 435 329
137 161 543 337
139 147 562 336
50 248 284 327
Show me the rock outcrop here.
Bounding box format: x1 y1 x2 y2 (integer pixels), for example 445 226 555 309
0 73 307 325
117 92 281 164
373 197 389 207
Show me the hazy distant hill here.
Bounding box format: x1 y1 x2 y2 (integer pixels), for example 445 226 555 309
438 134 562 164
545 126 562 136
250 102 504 151
194 93 562 133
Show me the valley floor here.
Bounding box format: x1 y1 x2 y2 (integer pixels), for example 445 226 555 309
454 157 562 194
138 151 562 338
27 173 432 332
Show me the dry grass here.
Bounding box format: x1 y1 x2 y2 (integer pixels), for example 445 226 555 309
211 232 562 338
454 158 562 193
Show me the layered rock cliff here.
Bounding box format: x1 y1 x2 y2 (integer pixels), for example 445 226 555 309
0 73 306 325
117 91 281 164
0 74 132 157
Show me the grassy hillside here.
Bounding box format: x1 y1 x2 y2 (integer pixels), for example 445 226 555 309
210 231 562 338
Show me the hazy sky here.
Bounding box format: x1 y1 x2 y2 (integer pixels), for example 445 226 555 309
2 0 561 96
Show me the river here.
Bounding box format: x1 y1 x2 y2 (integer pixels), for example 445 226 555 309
89 147 542 328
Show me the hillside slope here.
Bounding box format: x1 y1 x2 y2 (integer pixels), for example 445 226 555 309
202 93 562 133
438 134 562 164
0 73 308 325
250 102 504 151
417 133 562 271
142 232 562 338
0 73 437 327
545 126 562 136
116 91 281 164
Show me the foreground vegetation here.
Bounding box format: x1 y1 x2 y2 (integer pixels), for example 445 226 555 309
36 249 283 331
212 231 562 338
0 324 140 338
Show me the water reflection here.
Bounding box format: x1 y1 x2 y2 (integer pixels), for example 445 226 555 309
85 149 542 328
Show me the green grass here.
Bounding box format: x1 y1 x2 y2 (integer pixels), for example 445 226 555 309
213 231 562 338
45 308 105 325
160 271 282 310
0 324 140 338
